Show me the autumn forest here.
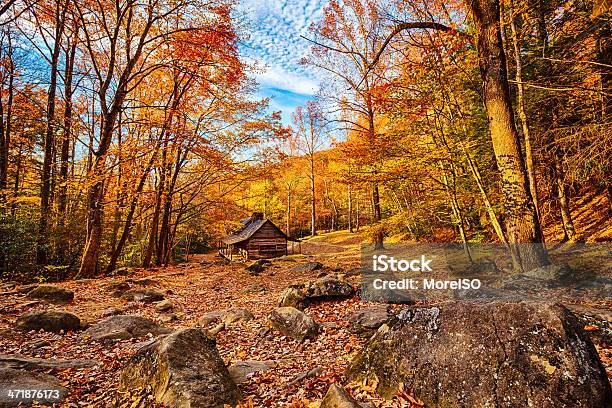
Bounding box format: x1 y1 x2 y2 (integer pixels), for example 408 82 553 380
0 0 610 405
0 0 609 280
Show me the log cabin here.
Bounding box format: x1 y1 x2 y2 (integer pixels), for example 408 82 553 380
219 212 290 260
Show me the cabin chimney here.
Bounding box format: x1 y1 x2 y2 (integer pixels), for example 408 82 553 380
252 212 264 220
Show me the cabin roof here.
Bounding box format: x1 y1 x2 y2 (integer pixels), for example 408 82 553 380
222 218 288 245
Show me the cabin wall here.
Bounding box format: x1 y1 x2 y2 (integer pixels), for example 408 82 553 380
248 223 287 258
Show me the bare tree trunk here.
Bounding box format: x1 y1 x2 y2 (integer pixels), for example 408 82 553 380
286 190 291 236
37 7 65 265
0 29 14 193
463 146 508 243
57 35 76 263
11 144 20 216
443 167 473 262
553 155 575 241
143 167 165 268
310 154 316 236
355 195 360 232
372 181 383 248
508 0 540 222
348 184 353 233
470 0 548 271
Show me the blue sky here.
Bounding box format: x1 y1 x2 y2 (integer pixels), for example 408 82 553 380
237 0 327 124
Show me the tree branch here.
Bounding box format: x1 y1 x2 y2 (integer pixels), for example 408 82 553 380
358 21 473 89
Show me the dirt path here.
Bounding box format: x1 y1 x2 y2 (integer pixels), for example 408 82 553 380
0 244 380 406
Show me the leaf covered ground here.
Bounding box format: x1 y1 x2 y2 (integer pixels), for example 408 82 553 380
0 232 610 407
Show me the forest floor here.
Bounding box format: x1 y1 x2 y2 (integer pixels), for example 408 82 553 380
0 229 610 407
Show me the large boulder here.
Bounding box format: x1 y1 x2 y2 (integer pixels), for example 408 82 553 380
120 288 165 303
347 301 612 407
16 310 81 333
0 368 66 404
26 285 74 303
228 360 273 384
118 328 241 407
320 384 362 408
83 315 171 341
347 305 392 337
279 277 354 310
268 307 319 341
305 276 354 299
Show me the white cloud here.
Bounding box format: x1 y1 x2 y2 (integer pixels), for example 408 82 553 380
238 0 326 97
256 66 319 95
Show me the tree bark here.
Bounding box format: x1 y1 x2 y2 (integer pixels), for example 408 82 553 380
286 190 291 236
37 6 65 265
470 0 548 270
348 184 353 233
0 29 14 193
508 0 540 222
57 34 76 263
310 154 316 236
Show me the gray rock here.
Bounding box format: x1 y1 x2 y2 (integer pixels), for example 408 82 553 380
15 284 39 294
305 276 354 299
0 355 98 370
245 259 270 275
348 305 392 336
320 384 361 408
154 299 173 312
268 307 319 341
228 360 273 383
101 306 128 317
290 262 324 273
26 285 74 303
358 282 416 304
221 308 254 326
0 368 66 404
16 310 81 333
159 313 178 324
347 301 612 407
83 315 171 341
199 308 253 327
279 286 307 309
279 277 354 310
199 310 225 326
118 328 241 407
111 267 129 276
126 277 158 286
120 288 165 303
107 281 131 297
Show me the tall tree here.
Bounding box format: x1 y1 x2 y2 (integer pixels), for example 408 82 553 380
36 0 68 265
292 101 326 237
367 0 549 269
